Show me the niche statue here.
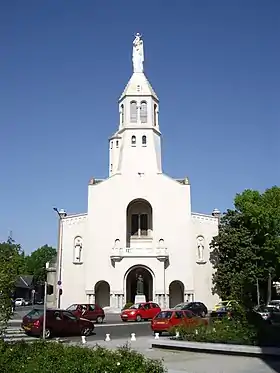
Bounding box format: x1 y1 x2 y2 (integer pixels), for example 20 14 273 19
136 274 144 295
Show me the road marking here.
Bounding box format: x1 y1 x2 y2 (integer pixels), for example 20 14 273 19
95 322 149 327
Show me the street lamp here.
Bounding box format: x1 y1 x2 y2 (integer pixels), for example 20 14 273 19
53 207 67 308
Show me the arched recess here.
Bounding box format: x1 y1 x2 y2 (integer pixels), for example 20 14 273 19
130 101 137 123
124 265 154 303
169 280 184 308
126 199 153 246
94 281 110 307
140 101 147 123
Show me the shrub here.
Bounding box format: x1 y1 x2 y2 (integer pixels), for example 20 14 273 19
170 317 256 345
0 340 166 373
122 302 134 310
170 307 280 347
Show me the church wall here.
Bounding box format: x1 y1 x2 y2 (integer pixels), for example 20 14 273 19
118 128 161 175
192 213 220 309
60 214 87 309
85 172 193 306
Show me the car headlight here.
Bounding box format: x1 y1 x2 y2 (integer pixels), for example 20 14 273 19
130 311 136 315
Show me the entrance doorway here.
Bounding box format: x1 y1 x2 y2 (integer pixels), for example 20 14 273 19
169 280 184 308
126 266 153 303
94 281 110 307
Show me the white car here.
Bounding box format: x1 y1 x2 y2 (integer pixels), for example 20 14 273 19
15 298 26 306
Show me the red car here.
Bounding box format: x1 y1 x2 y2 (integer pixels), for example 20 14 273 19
67 303 105 323
121 302 161 322
22 308 94 339
151 309 208 335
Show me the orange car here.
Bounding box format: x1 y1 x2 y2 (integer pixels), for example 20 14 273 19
151 309 208 335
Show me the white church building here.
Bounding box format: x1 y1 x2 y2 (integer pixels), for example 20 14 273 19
47 34 220 311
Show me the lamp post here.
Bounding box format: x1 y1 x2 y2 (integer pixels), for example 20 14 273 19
42 261 49 340
53 207 67 308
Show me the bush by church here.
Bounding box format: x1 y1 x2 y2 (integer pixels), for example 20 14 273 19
0 341 166 373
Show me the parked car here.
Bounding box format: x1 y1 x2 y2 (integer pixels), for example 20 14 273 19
121 302 161 322
15 298 26 306
179 302 208 317
66 304 105 323
22 308 94 339
255 305 280 321
213 300 238 311
151 309 208 335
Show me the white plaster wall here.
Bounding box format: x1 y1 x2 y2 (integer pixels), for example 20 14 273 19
86 173 193 300
117 128 161 174
192 213 220 310
60 214 87 309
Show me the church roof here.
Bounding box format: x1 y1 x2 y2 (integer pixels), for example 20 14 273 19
119 72 158 101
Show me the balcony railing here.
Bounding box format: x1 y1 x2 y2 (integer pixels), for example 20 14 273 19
110 247 169 262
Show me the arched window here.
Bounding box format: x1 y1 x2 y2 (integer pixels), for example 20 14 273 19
131 135 136 146
153 104 157 126
116 140 119 148
130 101 137 123
140 101 147 123
120 104 124 124
142 135 147 145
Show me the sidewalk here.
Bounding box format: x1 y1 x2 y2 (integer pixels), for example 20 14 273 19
70 336 280 373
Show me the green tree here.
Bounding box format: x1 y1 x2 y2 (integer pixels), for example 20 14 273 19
0 239 24 331
25 245 56 284
210 186 280 307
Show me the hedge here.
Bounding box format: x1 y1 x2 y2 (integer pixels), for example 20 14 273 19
170 310 280 347
0 340 166 373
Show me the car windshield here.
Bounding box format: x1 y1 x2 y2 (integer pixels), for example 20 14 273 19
15 298 22 301
269 301 280 306
256 306 272 312
155 311 173 319
66 304 78 311
26 309 44 320
173 303 186 310
129 304 142 310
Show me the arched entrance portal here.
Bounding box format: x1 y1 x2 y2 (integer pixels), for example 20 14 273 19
125 266 153 303
95 281 110 307
169 280 184 308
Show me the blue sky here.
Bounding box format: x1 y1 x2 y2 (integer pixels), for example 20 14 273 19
0 0 279 253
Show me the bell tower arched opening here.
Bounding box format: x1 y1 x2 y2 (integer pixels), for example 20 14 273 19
126 199 153 247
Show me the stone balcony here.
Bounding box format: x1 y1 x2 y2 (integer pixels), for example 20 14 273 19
110 246 169 263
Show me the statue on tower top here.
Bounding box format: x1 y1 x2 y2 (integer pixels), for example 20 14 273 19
132 33 144 73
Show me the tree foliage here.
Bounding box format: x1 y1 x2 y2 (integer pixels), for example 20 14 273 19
24 245 56 284
0 239 24 331
210 186 280 306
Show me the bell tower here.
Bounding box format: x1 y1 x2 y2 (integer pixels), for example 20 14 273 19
109 34 162 177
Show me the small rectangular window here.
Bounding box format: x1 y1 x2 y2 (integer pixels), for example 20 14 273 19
116 140 119 148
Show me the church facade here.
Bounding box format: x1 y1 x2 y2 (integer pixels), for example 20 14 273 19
47 34 220 311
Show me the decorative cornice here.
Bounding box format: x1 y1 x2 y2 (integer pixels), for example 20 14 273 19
62 214 87 226
191 213 218 223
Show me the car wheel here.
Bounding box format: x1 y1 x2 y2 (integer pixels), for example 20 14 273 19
96 316 103 324
136 315 142 322
41 328 51 339
81 327 92 336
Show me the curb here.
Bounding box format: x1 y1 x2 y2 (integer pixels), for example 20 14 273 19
151 338 280 358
